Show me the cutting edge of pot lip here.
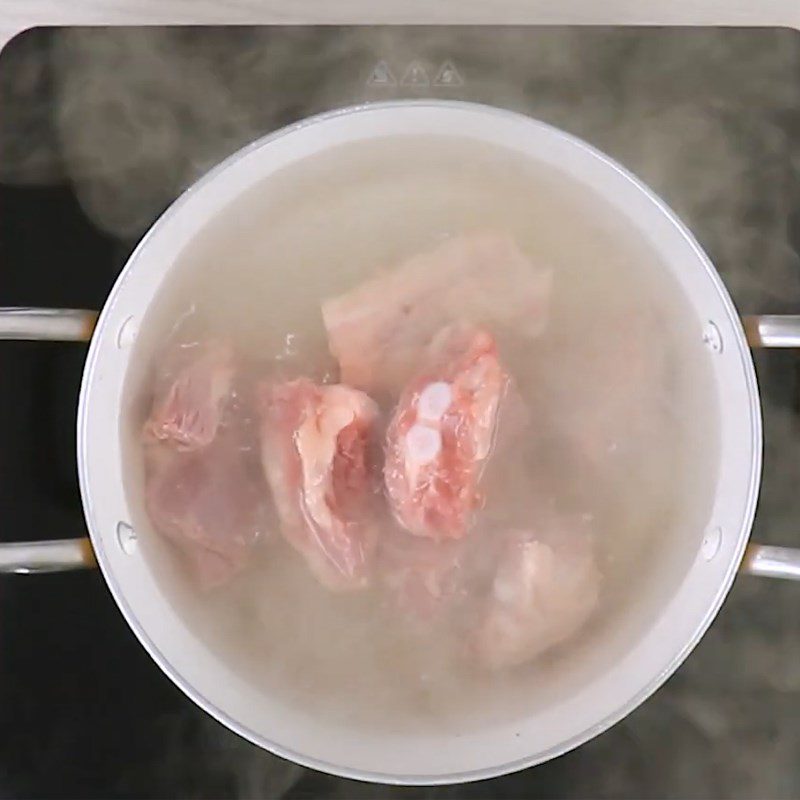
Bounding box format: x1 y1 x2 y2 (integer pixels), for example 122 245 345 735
76 99 763 786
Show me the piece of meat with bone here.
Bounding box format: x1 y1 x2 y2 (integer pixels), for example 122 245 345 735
144 340 234 450
384 325 509 541
259 378 380 591
471 520 600 670
322 230 552 396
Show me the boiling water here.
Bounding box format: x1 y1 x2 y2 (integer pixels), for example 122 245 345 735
124 136 718 732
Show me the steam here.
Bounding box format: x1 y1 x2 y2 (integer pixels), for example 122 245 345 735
0 29 63 184
2 26 799 309
150 713 305 798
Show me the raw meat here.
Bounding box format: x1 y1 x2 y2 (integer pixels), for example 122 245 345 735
144 437 264 589
379 532 468 622
384 325 509 540
471 521 600 670
259 377 380 591
144 340 234 450
322 230 552 396
142 339 262 587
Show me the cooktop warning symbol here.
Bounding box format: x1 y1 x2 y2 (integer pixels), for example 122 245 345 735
367 60 397 87
434 60 464 87
401 60 430 87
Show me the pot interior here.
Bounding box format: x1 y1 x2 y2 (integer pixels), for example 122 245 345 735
79 103 757 781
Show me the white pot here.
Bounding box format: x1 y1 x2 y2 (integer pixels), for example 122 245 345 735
1 101 798 785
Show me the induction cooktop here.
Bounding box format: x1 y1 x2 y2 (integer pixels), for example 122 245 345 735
2 25 800 800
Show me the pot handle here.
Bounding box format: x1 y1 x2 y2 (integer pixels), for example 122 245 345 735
3 310 800 577
0 306 97 342
741 544 800 580
744 314 800 348
0 307 99 574
741 315 800 580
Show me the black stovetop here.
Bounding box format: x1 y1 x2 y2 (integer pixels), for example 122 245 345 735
2 25 800 800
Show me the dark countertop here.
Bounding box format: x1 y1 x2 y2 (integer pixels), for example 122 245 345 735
1 26 800 800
